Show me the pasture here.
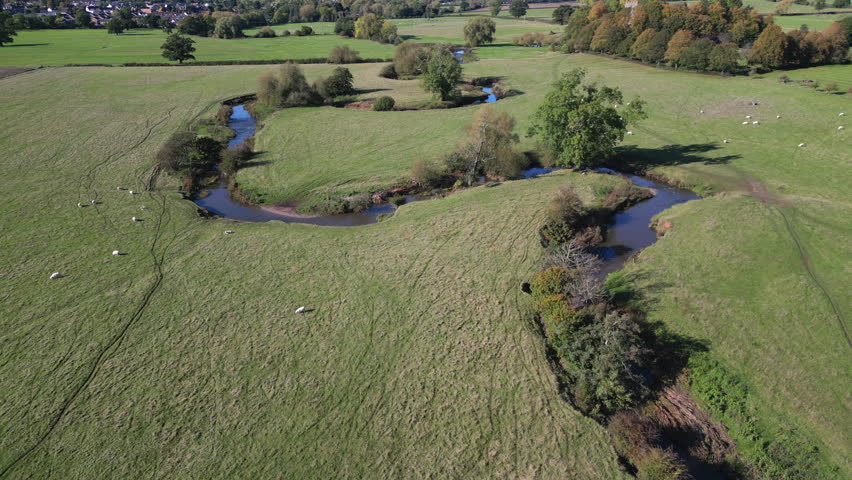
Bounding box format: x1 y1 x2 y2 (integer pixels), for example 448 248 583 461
1 13 850 478
0 65 630 478
0 28 393 66
772 12 852 30
238 52 852 474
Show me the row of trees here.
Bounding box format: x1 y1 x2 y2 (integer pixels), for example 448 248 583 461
559 0 849 73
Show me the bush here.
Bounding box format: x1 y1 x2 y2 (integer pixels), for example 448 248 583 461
547 185 583 226
157 132 222 176
328 45 361 64
220 144 252 174
824 81 838 92
254 26 276 38
393 42 431 76
513 32 557 47
300 195 348 214
373 96 395 111
534 293 578 332
334 17 355 37
256 63 322 108
316 67 355 100
778 74 790 83
636 448 689 480
379 63 397 79
530 266 569 302
389 195 407 206
346 193 371 212
411 158 444 187
295 25 313 36
282 29 291 36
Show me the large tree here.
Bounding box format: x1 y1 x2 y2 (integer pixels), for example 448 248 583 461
509 0 527 18
75 8 92 28
214 15 244 39
107 18 125 35
489 0 502 16
528 68 646 168
451 106 520 183
354 13 383 40
421 49 462 101
463 17 496 47
749 23 788 68
0 12 17 46
664 29 694 68
708 42 740 73
161 33 197 63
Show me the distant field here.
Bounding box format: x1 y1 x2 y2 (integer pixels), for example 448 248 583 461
243 21 337 35
394 16 559 44
764 63 852 90
0 28 393 66
773 12 852 30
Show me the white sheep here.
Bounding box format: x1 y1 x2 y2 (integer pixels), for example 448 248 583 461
723 139 729 144
699 109 704 114
132 216 139 222
626 131 634 135
753 121 760 125
840 113 846 116
295 306 306 314
91 199 97 205
224 230 235 234
742 121 749 125
746 115 752 119
117 186 125 191
112 250 121 256
140 206 148 210
50 272 62 280
128 190 135 195
776 115 781 119
798 143 806 147
77 202 83 208
838 126 845 130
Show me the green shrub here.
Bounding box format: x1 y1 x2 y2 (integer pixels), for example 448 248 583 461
254 26 276 38
548 185 584 225
220 144 252 174
257 63 322 108
316 67 355 100
282 29 291 36
393 42 431 76
157 132 222 177
530 267 569 301
379 63 397 79
636 448 689 480
328 45 361 64
346 193 372 212
300 195 348 214
389 195 407 206
373 96 395 111
411 159 444 188
534 293 578 333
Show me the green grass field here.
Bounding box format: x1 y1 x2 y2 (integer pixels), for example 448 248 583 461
772 12 852 30
237 52 852 474
394 16 559 44
1 15 851 478
0 28 393 66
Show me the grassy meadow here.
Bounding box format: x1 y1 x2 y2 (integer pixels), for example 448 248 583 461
1 13 851 478
0 65 633 478
0 28 393 66
773 12 852 31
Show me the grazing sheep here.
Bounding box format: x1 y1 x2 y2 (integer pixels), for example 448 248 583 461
295 306 306 314
140 206 148 210
699 109 704 114
776 115 781 119
753 121 760 125
128 190 135 195
112 250 121 256
840 113 846 116
746 115 752 119
132 216 139 222
91 199 97 205
838 126 845 130
50 272 62 280
626 131 634 135
742 121 749 125
798 143 806 147
77 202 83 208
117 186 125 191
723 139 729 144
224 230 235 234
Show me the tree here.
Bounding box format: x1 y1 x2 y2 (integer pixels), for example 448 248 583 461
0 12 17 46
509 0 527 18
214 15 244 39
630 28 662 62
144 13 162 29
178 15 215 36
814 0 826 10
834 0 851 7
421 49 462 101
708 42 740 73
354 13 383 40
257 63 321 108
528 68 646 168
463 17 496 47
299 4 318 22
553 5 574 25
838 17 852 45
318 67 355 99
459 0 470 12
749 23 788 68
394 42 431 76
335 17 355 37
107 18 125 34
489 0 502 16
664 29 694 67
75 8 92 28
114 6 134 29
679 37 715 70
380 21 399 43
590 17 626 53
161 33 196 63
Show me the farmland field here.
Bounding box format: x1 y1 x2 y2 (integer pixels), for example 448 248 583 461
773 12 852 30
1 12 851 479
0 28 394 66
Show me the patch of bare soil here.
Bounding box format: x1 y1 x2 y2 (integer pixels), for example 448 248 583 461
653 379 736 465
698 96 769 118
0 67 34 80
343 101 373 110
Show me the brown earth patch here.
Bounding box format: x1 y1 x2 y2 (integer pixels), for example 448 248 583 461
343 101 373 110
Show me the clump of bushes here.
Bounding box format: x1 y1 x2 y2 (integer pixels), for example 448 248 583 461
328 45 361 64
513 32 558 47
443 106 527 184
254 26 276 38
411 158 445 188
635 448 689 480
220 143 252 174
314 67 355 101
373 96 395 111
539 186 586 246
157 131 223 177
281 29 291 36
379 63 397 79
256 63 322 108
293 25 313 36
393 42 432 77
334 17 355 37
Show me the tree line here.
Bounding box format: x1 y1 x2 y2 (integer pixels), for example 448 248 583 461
558 0 849 73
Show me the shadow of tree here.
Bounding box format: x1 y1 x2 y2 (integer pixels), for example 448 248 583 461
6 43 50 47
612 143 742 172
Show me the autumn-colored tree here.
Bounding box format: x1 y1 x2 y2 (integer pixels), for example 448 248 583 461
630 28 656 60
664 29 694 67
354 13 383 40
587 2 608 21
823 22 850 63
749 23 788 68
451 106 521 183
590 17 626 53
